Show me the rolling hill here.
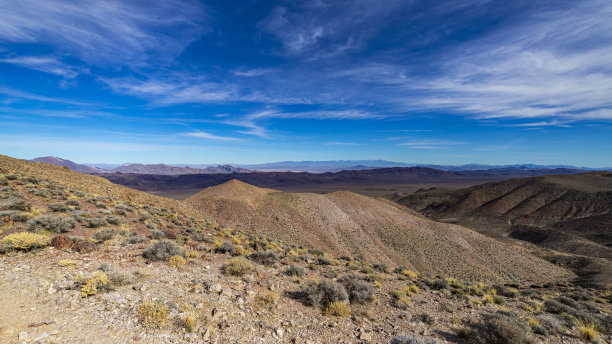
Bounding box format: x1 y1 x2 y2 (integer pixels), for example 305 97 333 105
186 180 574 285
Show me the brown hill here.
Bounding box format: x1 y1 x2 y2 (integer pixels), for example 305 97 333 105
389 172 612 287
186 180 574 285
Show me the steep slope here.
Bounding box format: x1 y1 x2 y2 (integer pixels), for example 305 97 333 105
389 172 612 287
391 172 612 228
186 180 574 285
30 156 105 174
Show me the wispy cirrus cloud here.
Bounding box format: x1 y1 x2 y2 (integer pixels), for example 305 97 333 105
183 131 241 141
398 139 465 149
0 55 83 78
100 77 236 104
0 0 207 65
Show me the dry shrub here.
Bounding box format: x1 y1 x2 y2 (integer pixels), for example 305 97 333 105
224 257 255 276
324 301 350 317
137 300 169 328
465 313 530 344
142 240 184 261
168 255 186 268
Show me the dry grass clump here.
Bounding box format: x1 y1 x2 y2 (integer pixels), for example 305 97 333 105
142 240 184 261
324 301 351 317
256 290 280 306
185 250 200 258
48 203 70 212
137 300 169 328
58 259 78 267
576 321 598 341
27 215 75 233
224 257 255 276
0 232 49 252
167 255 186 268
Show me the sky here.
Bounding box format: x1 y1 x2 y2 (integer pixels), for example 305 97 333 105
0 0 611 167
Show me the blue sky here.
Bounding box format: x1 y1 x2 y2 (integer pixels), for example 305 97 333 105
0 0 611 166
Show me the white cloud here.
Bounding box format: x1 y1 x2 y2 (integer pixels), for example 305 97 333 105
0 0 207 65
0 56 82 78
183 131 241 141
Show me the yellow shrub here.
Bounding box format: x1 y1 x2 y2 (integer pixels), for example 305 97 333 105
224 257 255 276
256 290 280 306
483 294 495 304
184 314 197 333
77 271 109 298
401 269 417 278
408 284 419 294
168 255 186 268
324 301 351 317
0 232 49 251
137 300 169 328
576 321 598 341
528 317 540 326
59 259 78 267
186 250 200 259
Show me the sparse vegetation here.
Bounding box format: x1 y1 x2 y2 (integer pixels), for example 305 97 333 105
285 264 305 277
93 228 115 242
337 274 375 304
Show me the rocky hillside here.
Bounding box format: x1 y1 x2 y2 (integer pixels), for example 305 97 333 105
389 172 612 287
186 180 574 285
1 155 610 344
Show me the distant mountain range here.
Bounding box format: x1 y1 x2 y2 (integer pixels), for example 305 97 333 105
236 160 609 172
30 156 251 175
31 156 610 175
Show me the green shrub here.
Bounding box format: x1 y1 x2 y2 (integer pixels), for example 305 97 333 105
1 198 31 211
93 228 115 242
390 334 441 344
464 314 530 344
337 274 375 304
142 240 184 261
106 215 126 225
285 265 305 277
122 232 146 245
303 279 348 307
249 251 278 266
49 203 71 212
27 215 75 233
87 217 107 228
215 241 236 255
